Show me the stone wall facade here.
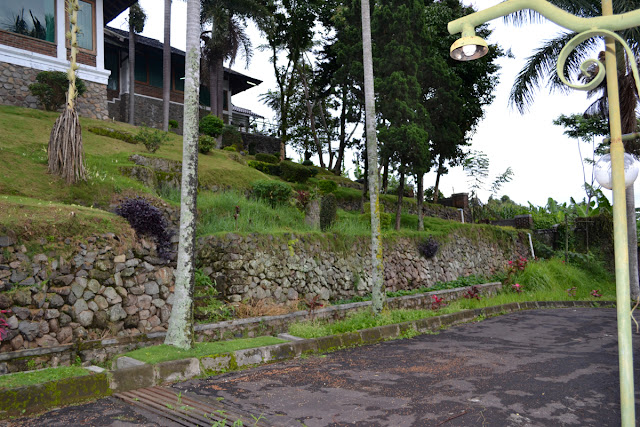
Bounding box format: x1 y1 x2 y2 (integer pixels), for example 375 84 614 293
0 62 108 120
198 232 531 303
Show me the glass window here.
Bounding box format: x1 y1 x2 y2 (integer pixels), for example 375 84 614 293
134 52 147 82
105 47 119 91
0 0 55 42
76 1 93 50
148 53 163 88
173 61 184 92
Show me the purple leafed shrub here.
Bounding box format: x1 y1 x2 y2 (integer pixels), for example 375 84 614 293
115 198 174 260
418 238 439 259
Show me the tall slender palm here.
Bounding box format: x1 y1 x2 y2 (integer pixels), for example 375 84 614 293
162 0 171 131
506 0 640 299
200 0 266 131
165 0 201 350
128 3 146 126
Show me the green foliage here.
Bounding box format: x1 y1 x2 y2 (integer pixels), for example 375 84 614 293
318 179 338 194
223 146 237 152
199 135 216 154
129 2 147 33
280 161 317 183
135 126 169 153
302 159 314 166
168 119 179 130
255 153 280 164
320 193 337 231
247 160 281 176
87 126 137 144
28 71 87 111
221 125 244 151
199 115 224 137
251 180 292 208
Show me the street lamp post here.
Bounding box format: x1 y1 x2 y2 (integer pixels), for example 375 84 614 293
448 1 640 425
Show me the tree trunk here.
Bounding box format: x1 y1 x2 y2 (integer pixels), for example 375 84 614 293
381 159 389 194
395 168 404 231
165 0 200 350
433 156 444 203
128 20 136 125
627 185 639 300
417 173 424 231
361 147 368 214
361 0 384 315
332 91 348 174
216 58 224 121
162 0 171 131
297 62 324 168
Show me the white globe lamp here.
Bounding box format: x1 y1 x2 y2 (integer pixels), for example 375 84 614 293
594 153 639 190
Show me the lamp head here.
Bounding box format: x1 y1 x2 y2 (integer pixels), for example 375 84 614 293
450 35 489 61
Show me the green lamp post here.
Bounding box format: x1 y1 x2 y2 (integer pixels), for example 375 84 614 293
448 1 640 425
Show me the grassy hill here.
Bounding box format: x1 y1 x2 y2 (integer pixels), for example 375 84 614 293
0 105 512 247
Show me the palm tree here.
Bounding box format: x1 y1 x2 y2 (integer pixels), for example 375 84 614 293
165 0 201 350
200 0 266 139
360 0 384 315
128 2 146 126
162 0 171 132
506 0 640 299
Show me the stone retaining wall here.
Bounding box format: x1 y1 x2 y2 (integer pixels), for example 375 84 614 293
198 231 530 303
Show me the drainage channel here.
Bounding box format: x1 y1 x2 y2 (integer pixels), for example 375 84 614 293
116 386 273 426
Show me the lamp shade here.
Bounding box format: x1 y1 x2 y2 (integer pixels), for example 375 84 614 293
594 153 639 190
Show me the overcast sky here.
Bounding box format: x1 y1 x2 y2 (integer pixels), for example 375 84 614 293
110 0 635 208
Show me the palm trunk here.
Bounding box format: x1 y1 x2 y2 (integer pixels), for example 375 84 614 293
128 20 136 125
162 0 171 131
165 0 200 350
361 0 384 315
361 147 368 214
216 58 224 121
417 174 424 231
395 168 404 231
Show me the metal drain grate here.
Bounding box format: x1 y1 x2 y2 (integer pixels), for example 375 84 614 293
116 386 272 426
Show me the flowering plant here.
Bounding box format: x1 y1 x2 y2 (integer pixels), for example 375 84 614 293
0 309 11 341
591 289 602 298
511 283 523 293
431 295 447 310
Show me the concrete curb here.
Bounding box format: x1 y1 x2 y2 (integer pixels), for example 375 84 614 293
0 300 615 419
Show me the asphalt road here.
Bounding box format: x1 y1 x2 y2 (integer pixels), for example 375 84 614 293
7 308 640 426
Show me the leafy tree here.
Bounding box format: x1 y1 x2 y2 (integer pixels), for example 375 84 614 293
260 0 322 160
165 0 201 350
463 150 514 222
128 2 146 126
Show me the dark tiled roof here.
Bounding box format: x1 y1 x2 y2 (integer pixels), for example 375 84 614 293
233 105 264 118
104 1 137 24
104 26 262 94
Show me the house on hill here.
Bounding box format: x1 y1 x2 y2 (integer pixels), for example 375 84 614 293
0 0 135 119
103 26 264 132
0 0 264 132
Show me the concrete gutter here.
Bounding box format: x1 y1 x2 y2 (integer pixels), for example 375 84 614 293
0 300 615 419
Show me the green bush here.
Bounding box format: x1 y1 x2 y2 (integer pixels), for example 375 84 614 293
248 160 281 176
320 193 337 231
280 161 318 183
29 71 87 111
302 159 314 166
199 115 224 137
318 179 338 194
255 153 279 164
87 126 137 144
168 119 179 130
199 135 215 154
221 125 244 151
251 180 292 208
135 126 170 153
223 146 237 152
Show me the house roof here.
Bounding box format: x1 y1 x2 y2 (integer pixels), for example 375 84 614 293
233 105 264 119
104 1 138 25
104 26 263 95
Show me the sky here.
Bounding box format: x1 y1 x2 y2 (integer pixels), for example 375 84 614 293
110 0 634 208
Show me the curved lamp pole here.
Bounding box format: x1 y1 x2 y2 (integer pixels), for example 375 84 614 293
448 1 640 425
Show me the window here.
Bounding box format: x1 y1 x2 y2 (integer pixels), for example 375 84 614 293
76 0 93 50
105 46 119 91
135 51 163 88
0 0 55 42
173 61 185 92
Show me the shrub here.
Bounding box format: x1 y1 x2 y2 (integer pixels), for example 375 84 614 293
28 71 87 111
320 193 337 231
115 198 174 259
251 180 292 208
418 238 439 258
199 115 224 137
135 126 170 153
318 179 338 194
255 153 279 164
223 146 236 152
221 125 244 151
302 159 314 166
199 135 215 154
88 126 137 144
248 160 281 176
168 119 179 130
280 161 317 183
